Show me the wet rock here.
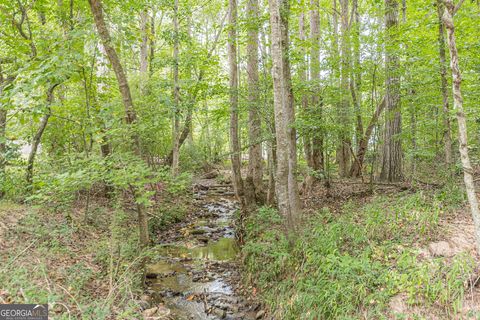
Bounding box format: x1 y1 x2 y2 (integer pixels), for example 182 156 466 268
211 307 227 319
157 305 172 317
233 312 246 319
142 305 171 319
197 236 209 243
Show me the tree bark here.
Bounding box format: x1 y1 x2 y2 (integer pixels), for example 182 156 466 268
298 11 314 169
228 0 246 208
246 0 264 204
269 0 301 230
442 0 480 253
171 0 181 176
139 9 149 93
0 74 6 199
437 0 453 166
351 0 363 153
88 0 139 141
380 0 403 182
309 0 324 172
337 0 351 177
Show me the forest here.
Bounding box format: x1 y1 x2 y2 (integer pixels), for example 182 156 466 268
1 0 480 318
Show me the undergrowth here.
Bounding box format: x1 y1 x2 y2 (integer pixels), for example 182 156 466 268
0 204 145 319
242 184 474 319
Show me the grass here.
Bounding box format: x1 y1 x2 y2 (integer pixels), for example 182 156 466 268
242 184 475 319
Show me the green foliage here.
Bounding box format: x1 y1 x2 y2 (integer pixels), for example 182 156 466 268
27 153 159 210
243 188 473 319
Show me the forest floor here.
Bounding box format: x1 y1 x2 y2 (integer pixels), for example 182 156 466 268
316 180 480 318
242 177 480 319
1 173 480 319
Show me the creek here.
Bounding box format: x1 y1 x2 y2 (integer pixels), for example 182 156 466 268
145 183 259 320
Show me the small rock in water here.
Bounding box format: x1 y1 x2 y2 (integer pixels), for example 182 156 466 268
142 305 171 319
197 236 209 243
211 307 227 319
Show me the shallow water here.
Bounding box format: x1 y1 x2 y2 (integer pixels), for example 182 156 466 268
146 194 255 320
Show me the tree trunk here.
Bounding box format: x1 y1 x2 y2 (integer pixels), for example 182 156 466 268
442 0 480 253
269 0 301 230
88 0 149 248
299 11 314 169
171 0 181 176
351 0 363 153
350 97 386 177
139 9 149 93
437 0 453 166
88 0 139 145
246 0 264 204
310 0 324 172
337 0 351 177
149 11 156 76
380 0 403 182
26 84 58 187
228 0 245 208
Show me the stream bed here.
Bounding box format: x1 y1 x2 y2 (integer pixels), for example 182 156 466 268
144 184 261 320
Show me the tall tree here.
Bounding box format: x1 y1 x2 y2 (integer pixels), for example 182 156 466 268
88 0 149 248
246 0 264 203
299 10 313 169
228 0 246 208
269 0 301 230
380 0 403 182
442 0 480 253
436 0 453 166
0 70 7 199
337 0 351 177
309 0 324 172
139 9 149 93
171 0 181 176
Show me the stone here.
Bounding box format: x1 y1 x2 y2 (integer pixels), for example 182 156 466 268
142 307 158 318
256 310 265 319
428 241 455 257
